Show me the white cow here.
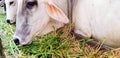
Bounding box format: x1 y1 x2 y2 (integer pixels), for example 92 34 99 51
13 0 69 46
5 0 17 24
72 0 120 48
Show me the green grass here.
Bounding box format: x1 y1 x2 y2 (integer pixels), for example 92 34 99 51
1 8 120 58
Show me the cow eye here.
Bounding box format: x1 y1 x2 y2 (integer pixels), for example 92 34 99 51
26 1 37 9
10 1 14 5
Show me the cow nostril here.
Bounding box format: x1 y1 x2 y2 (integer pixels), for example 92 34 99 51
6 20 11 24
13 38 20 45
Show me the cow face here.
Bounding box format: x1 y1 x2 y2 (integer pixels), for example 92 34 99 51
5 0 17 24
13 0 69 46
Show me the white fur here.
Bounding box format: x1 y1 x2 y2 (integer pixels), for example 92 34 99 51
73 0 120 48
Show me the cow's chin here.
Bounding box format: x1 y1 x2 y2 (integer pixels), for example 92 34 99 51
37 21 65 36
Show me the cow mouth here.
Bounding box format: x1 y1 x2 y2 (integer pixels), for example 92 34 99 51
18 41 32 46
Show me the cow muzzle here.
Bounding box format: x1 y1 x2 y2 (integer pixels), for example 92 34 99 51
13 36 32 46
6 19 16 24
13 38 20 45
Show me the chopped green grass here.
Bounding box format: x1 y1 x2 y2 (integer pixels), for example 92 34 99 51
1 8 120 58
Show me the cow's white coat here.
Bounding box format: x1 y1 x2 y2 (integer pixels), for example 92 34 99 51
73 0 120 48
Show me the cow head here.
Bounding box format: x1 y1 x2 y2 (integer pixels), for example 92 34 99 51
13 0 69 46
5 0 17 24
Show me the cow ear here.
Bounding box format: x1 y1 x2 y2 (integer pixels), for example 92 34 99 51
45 2 69 24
